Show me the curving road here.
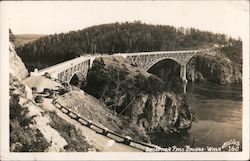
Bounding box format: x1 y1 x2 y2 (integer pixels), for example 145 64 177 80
43 98 142 152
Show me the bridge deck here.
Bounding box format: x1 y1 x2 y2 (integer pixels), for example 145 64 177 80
36 49 203 74
36 56 91 75
114 49 202 57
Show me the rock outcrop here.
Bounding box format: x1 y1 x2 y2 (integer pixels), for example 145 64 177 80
83 56 192 137
187 50 242 84
129 93 191 133
9 42 29 81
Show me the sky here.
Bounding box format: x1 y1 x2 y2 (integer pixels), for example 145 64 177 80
3 1 249 38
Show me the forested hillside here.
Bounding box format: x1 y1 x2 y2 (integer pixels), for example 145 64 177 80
16 21 242 71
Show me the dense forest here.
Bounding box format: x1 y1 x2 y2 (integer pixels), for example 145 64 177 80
15 21 242 71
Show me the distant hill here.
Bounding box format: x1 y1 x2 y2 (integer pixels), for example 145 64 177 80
15 21 242 71
14 34 47 47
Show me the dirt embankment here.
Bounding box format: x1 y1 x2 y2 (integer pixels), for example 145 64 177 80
57 90 150 143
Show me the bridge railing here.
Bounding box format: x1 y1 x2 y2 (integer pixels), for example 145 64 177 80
31 56 92 77
113 49 203 57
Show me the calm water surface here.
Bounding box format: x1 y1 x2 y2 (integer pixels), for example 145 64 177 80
153 83 242 149
186 83 242 148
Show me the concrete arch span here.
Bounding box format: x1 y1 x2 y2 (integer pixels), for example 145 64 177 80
68 71 87 86
145 57 182 72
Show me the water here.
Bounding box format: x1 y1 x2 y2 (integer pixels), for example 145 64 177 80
152 83 242 150
186 83 242 148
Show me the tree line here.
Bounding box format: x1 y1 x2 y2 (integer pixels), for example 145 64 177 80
15 21 242 71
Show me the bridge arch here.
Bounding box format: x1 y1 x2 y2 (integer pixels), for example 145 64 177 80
145 57 183 72
68 71 86 87
145 57 188 93
147 58 181 85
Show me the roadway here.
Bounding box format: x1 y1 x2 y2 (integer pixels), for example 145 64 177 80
43 98 142 152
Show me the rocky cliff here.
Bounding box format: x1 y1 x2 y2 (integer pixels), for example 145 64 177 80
83 57 192 138
187 50 242 84
9 43 94 152
9 42 29 81
129 93 191 133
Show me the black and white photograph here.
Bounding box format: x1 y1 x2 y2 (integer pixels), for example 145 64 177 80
0 0 249 160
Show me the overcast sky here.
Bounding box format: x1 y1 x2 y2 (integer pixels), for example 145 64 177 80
3 1 249 38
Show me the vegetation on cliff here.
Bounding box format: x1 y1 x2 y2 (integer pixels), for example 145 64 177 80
187 50 242 83
220 40 242 69
9 75 50 152
10 100 48 152
48 111 94 152
84 57 166 99
83 57 192 136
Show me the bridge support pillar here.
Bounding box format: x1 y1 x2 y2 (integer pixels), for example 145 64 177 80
89 57 95 68
180 65 188 94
